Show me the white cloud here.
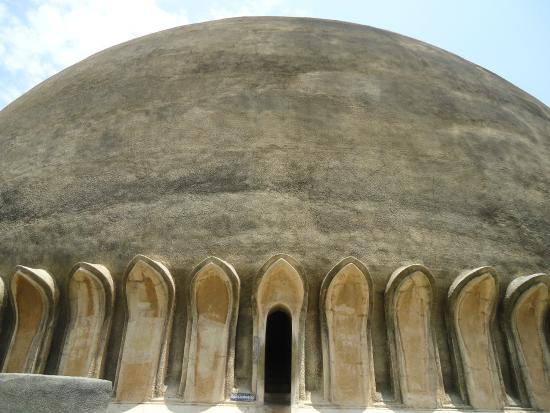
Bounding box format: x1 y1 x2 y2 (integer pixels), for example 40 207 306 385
0 0 188 106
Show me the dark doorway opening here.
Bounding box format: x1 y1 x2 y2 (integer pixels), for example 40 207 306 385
265 310 292 397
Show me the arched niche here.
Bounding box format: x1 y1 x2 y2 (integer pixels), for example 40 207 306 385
447 267 505 410
504 273 550 410
58 262 115 378
0 277 5 334
2 266 58 373
180 257 240 403
385 264 444 409
252 255 307 405
114 255 175 402
319 257 374 406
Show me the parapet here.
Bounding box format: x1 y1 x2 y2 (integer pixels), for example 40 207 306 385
0 373 112 413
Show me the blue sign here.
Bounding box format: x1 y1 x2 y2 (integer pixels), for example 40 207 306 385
230 392 256 402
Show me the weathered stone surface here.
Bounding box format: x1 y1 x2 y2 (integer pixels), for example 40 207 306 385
504 273 550 410
58 262 114 377
0 16 548 406
181 257 240 402
253 255 307 405
2 266 58 373
385 265 444 409
114 255 175 402
0 373 111 413
320 258 374 406
447 267 505 410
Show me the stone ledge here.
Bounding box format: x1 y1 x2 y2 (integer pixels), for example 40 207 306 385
0 373 112 413
107 403 538 413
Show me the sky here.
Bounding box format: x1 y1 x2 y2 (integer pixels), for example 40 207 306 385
0 0 549 109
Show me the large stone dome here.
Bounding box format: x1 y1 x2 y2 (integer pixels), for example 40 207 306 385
0 16 548 410
1 17 548 278
1 16 548 277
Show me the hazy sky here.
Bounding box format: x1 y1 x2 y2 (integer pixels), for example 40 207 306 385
0 0 549 109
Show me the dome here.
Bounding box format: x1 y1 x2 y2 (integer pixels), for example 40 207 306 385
1 16 548 276
0 16 548 411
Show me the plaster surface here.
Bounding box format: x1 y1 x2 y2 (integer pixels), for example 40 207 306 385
385 266 444 409
513 284 550 410
58 263 114 377
182 259 240 403
321 259 374 406
504 274 550 410
115 256 175 402
3 274 44 371
2 266 58 373
447 268 504 410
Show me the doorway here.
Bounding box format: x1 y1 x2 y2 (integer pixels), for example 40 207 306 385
264 310 292 399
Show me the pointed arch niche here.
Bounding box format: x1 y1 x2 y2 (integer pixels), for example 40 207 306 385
2 266 58 373
320 257 374 406
58 262 115 378
0 277 5 334
385 264 444 409
252 255 307 405
447 267 505 410
504 273 550 410
180 257 240 403
114 255 175 403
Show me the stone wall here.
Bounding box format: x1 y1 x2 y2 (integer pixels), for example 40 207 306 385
0 254 548 410
0 373 111 413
